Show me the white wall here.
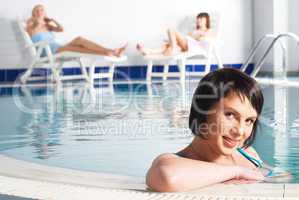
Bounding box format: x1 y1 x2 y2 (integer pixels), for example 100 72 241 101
287 0 299 72
273 0 288 74
252 0 274 73
0 0 253 68
253 0 299 74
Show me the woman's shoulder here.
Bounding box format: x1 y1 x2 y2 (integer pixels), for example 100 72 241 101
26 17 35 24
26 18 38 29
25 18 35 34
155 153 179 161
152 153 182 166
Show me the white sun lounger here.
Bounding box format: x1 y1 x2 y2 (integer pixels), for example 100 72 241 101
144 12 223 82
17 21 127 84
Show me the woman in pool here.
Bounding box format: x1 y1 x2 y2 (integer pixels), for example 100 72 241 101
137 12 213 56
27 4 127 57
146 68 274 192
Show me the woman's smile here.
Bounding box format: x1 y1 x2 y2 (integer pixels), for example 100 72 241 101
222 136 240 148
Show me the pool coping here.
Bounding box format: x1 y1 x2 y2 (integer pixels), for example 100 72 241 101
1 155 299 199
1 76 299 88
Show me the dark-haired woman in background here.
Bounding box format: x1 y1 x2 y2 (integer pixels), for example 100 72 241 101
137 12 213 56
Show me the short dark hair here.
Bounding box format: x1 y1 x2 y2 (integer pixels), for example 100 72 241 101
196 12 211 29
189 68 264 148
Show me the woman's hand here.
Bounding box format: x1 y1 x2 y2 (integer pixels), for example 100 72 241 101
234 166 265 181
223 166 264 184
44 17 52 23
45 17 64 32
195 35 205 41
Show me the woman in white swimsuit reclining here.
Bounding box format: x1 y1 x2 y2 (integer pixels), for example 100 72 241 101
136 12 213 56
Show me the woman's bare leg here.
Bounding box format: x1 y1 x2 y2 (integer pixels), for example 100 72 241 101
57 45 102 54
67 36 127 56
164 29 188 55
57 44 127 56
137 29 188 56
136 43 168 55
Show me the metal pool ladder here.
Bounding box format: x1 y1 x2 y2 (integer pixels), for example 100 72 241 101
240 32 299 77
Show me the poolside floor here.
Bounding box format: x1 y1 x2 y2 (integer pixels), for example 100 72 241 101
0 155 299 199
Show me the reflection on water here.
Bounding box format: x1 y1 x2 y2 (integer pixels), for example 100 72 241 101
0 81 298 180
255 85 299 182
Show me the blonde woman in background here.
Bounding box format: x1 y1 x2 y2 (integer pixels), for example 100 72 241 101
27 4 127 57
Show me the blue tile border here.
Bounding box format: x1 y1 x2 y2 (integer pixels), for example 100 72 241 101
0 194 34 200
0 70 5 82
0 63 254 83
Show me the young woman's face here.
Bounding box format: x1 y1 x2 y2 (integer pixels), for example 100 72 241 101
196 17 207 29
202 92 257 156
33 5 46 18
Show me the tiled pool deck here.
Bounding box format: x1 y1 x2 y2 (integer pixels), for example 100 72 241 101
0 155 298 199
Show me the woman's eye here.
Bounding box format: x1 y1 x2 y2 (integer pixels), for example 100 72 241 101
225 112 235 119
246 119 255 125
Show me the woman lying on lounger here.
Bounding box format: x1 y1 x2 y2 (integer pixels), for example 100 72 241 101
146 68 293 192
27 4 127 57
137 12 213 56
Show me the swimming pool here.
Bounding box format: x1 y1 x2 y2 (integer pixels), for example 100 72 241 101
0 81 298 182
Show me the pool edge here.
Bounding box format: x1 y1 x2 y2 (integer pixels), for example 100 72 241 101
1 154 299 199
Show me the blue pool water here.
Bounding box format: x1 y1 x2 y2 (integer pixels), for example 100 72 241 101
0 81 298 182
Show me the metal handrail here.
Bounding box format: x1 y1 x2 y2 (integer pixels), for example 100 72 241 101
251 33 299 77
241 33 296 77
240 34 277 72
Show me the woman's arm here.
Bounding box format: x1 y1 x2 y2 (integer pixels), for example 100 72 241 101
146 153 264 192
45 18 64 32
192 29 215 41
